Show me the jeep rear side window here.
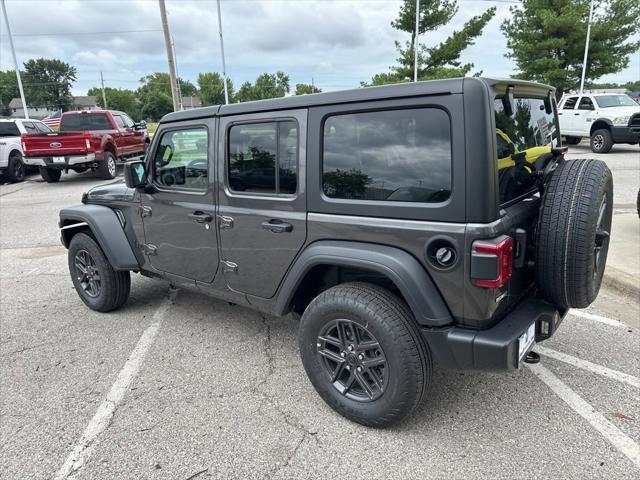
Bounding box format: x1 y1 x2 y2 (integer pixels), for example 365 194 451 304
494 97 559 204
153 128 209 192
228 121 298 195
322 108 452 203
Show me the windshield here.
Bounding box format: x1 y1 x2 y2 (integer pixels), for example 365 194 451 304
594 95 638 108
60 113 111 132
0 122 20 137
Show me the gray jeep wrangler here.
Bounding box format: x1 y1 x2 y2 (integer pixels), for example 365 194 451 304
59 78 613 427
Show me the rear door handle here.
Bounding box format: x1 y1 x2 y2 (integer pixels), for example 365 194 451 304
261 219 293 233
189 211 212 223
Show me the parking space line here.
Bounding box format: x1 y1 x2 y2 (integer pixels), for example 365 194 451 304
54 294 176 480
527 362 640 469
536 346 640 389
569 309 628 328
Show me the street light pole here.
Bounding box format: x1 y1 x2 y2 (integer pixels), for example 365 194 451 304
1 0 29 118
216 0 229 104
579 0 595 94
413 0 420 82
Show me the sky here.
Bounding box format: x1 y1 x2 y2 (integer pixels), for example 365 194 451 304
1 0 638 97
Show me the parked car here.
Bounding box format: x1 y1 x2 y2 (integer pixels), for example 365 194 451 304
59 78 613 427
21 110 149 183
0 118 53 182
558 92 640 153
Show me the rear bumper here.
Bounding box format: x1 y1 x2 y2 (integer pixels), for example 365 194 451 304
611 126 640 144
23 153 96 168
422 299 566 370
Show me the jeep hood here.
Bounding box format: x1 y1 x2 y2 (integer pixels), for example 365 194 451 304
86 180 135 202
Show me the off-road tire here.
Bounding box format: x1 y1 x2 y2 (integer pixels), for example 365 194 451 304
68 232 131 312
6 152 25 182
535 159 613 308
97 152 117 180
40 167 61 183
590 129 613 153
564 136 582 146
298 282 432 427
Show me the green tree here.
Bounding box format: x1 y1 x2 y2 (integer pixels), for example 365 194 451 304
295 83 322 95
235 71 290 102
140 92 173 121
22 58 76 110
364 1 495 86
0 70 21 116
137 72 197 100
197 72 234 105
501 0 640 99
87 87 141 119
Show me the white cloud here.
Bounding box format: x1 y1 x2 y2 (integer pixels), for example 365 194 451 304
0 0 637 96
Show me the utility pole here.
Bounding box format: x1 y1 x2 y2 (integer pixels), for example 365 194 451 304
579 0 595 94
413 0 420 82
1 0 29 118
100 72 108 109
216 0 229 104
158 0 180 111
172 35 183 110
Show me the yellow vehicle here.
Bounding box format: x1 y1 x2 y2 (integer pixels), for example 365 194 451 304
496 128 552 171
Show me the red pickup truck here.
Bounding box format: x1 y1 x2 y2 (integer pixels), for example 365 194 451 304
21 110 149 183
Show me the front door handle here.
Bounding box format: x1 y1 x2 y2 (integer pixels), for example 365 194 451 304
261 219 293 233
189 211 212 223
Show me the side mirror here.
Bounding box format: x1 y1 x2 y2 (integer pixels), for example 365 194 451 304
124 160 146 189
544 90 554 114
134 120 147 130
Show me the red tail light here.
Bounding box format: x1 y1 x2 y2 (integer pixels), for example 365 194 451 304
21 134 27 153
84 133 94 152
471 236 514 288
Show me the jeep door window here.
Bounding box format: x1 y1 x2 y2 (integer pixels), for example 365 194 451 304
322 108 451 203
152 127 209 191
60 113 112 131
228 121 298 195
494 97 559 204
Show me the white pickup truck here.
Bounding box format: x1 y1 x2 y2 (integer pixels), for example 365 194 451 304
558 93 640 153
0 119 53 182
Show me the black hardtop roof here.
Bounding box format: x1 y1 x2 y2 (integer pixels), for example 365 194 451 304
159 77 553 124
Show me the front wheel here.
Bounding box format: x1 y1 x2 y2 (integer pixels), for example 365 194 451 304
590 129 613 153
40 167 61 183
6 152 25 182
68 232 131 312
298 282 432 427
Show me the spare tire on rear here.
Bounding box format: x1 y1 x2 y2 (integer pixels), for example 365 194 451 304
535 159 613 308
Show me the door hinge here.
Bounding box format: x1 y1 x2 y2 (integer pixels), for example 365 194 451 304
142 243 158 256
218 215 234 229
221 260 238 273
138 206 152 218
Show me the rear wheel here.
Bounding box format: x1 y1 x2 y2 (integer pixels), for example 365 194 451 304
564 136 582 145
68 232 130 312
298 282 431 427
40 167 61 183
97 152 117 179
590 129 613 153
6 152 25 182
535 159 613 308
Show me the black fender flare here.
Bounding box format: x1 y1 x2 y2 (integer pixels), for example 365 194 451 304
274 240 453 327
59 204 139 271
589 118 613 135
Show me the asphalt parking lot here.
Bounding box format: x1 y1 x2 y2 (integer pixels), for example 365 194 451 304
1 145 639 479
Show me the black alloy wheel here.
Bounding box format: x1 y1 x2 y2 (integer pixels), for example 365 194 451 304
74 249 101 298
317 318 388 402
